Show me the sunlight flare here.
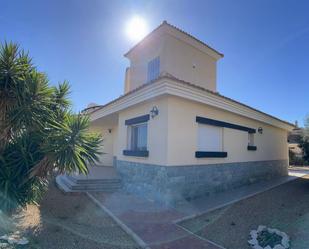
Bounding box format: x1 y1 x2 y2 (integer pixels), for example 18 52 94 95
125 16 148 42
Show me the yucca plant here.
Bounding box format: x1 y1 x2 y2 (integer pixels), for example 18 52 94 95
0 42 102 212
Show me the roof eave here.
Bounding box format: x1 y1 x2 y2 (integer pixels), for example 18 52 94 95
124 20 224 59
87 76 294 131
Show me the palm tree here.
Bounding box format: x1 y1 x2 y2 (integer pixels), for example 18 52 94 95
0 42 102 212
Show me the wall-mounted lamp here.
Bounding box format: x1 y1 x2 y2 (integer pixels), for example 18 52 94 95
150 106 159 119
258 127 263 134
108 129 112 134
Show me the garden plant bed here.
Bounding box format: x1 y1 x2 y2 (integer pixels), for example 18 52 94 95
248 225 290 249
257 229 282 247
178 175 309 249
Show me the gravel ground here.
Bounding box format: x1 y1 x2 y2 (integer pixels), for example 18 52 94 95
179 175 309 249
0 182 140 249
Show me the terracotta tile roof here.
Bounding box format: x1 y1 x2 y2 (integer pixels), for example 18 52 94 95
124 20 224 58
83 74 294 128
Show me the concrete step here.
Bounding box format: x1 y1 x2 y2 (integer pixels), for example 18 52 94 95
62 176 121 191
56 175 122 193
56 176 76 193
67 175 121 184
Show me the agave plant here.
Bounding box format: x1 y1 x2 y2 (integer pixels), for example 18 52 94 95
0 42 102 212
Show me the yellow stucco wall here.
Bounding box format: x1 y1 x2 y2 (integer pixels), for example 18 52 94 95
166 96 289 166
126 33 218 93
126 33 165 92
89 124 115 166
111 95 288 166
163 35 217 92
116 96 169 165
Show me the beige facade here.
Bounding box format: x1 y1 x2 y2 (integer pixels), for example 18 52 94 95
163 34 217 92
124 22 222 93
166 96 289 165
117 96 169 165
89 113 118 167
91 93 289 167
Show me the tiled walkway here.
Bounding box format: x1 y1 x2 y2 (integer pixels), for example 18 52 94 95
89 191 221 249
88 168 309 249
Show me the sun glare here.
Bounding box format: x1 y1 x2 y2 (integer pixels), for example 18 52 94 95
126 16 148 42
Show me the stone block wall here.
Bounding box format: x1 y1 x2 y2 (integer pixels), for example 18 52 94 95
116 160 288 205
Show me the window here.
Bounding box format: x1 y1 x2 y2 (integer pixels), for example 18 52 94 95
124 114 149 157
147 57 160 82
248 133 254 146
247 133 257 151
128 123 148 151
198 124 223 151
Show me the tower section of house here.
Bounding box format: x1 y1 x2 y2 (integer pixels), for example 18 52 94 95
124 21 223 93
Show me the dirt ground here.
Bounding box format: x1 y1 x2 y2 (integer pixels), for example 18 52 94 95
0 182 140 249
179 175 309 249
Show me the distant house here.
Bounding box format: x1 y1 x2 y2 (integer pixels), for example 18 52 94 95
288 123 304 159
57 21 294 204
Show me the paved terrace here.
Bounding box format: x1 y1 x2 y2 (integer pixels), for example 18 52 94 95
87 167 309 249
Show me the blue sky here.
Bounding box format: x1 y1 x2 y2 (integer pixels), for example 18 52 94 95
1 0 309 126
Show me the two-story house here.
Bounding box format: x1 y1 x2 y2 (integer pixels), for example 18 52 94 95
57 21 294 204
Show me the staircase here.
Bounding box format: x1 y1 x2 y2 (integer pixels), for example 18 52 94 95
56 166 122 193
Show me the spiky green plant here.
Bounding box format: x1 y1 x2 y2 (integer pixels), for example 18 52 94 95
0 42 102 212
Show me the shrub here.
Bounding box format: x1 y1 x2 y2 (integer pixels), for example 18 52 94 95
0 42 102 212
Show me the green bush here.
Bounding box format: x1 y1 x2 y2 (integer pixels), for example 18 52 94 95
298 116 309 165
0 42 102 212
299 137 309 164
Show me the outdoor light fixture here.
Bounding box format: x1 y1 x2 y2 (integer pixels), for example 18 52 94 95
258 127 263 134
108 129 112 133
150 106 159 118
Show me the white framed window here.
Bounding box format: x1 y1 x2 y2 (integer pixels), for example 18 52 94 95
127 123 148 151
197 124 223 151
248 133 254 146
147 57 160 82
